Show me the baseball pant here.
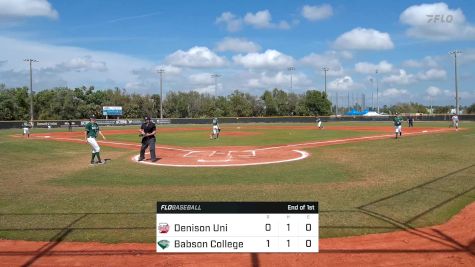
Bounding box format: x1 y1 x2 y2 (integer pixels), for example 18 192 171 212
87 137 100 153
140 138 156 160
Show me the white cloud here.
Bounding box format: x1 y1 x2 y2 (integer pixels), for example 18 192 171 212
418 68 447 80
244 10 290 30
402 56 438 68
216 12 242 32
400 2 475 40
381 88 410 98
57 55 107 72
215 37 261 53
0 36 154 91
165 46 227 68
355 60 393 74
247 71 311 89
0 0 58 19
382 69 416 85
193 85 217 95
300 51 346 76
301 4 333 21
333 27 394 50
233 49 294 69
328 76 356 91
426 86 442 97
154 65 182 75
188 73 213 85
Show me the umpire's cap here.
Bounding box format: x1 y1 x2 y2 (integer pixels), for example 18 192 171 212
144 115 151 120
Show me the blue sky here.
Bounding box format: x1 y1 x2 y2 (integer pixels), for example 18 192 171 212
0 0 474 106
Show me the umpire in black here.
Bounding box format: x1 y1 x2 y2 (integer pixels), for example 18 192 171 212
138 116 157 162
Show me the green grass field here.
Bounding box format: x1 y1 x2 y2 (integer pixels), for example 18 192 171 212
0 121 474 243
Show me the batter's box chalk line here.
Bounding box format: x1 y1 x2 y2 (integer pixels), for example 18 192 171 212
132 150 309 167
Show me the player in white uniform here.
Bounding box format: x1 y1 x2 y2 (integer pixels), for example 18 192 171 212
316 116 323 129
210 117 220 139
22 121 31 138
451 114 459 131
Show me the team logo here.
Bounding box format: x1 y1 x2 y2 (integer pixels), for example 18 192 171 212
157 240 170 250
158 223 170 234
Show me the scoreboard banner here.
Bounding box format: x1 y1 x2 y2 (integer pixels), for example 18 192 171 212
156 201 319 253
102 106 123 116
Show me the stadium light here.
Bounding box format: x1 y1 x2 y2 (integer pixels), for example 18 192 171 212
321 67 329 95
157 69 165 119
211 74 221 97
288 67 295 92
449 50 462 115
375 69 379 114
369 78 374 110
24 59 38 122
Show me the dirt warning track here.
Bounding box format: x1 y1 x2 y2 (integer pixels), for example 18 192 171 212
20 126 455 167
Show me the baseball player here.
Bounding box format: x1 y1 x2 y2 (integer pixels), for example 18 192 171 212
84 115 106 165
451 114 459 131
22 121 31 138
316 116 323 129
393 113 403 139
407 115 414 127
138 116 157 162
210 117 220 139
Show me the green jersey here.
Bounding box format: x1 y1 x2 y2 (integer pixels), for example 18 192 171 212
85 122 100 138
393 116 402 126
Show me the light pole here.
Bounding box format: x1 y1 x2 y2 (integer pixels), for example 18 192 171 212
24 59 38 122
211 74 221 97
157 69 165 120
375 69 380 114
369 78 374 110
288 66 295 91
321 66 329 95
449 50 462 115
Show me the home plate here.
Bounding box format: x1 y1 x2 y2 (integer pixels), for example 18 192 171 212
44 136 51 138
422 130 428 133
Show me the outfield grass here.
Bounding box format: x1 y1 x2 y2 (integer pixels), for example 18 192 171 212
107 123 383 147
0 121 474 243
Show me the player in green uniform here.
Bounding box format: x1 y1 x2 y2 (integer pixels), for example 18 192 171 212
84 115 106 165
393 113 403 139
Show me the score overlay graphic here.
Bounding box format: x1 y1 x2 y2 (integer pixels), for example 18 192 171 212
156 202 319 253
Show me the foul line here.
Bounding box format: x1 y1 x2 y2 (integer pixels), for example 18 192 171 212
251 129 450 152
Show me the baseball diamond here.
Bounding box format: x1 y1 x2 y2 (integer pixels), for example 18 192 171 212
1 121 474 267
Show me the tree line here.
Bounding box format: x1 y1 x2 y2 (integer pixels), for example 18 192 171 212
0 84 331 120
1 84 473 121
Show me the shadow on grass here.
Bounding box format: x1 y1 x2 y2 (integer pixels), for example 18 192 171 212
0 165 474 266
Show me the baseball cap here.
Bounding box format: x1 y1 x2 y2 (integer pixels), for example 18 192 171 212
90 114 96 119
144 116 151 120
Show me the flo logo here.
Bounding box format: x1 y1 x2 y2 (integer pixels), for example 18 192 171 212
158 223 170 234
157 240 170 250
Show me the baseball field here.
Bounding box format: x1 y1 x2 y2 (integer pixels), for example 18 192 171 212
0 120 474 266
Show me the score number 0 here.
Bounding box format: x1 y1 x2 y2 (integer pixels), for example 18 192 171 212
265 223 313 247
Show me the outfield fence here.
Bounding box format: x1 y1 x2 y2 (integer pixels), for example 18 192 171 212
1 114 474 129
